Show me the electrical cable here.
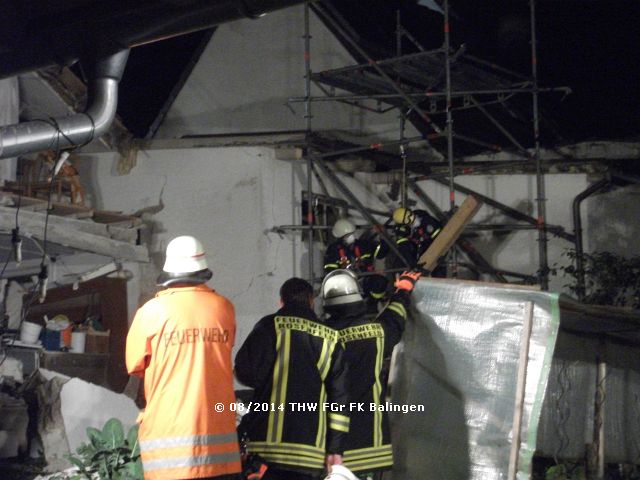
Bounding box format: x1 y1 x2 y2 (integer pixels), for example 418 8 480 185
0 157 29 366
0 106 95 367
0 165 25 281
0 121 67 366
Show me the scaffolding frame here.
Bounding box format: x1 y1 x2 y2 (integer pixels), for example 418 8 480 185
277 0 576 289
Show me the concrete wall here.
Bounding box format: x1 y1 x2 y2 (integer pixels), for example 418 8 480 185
157 5 416 140
79 147 391 349
410 174 589 292
79 146 594 347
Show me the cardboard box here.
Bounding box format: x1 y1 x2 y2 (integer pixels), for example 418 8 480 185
85 328 110 354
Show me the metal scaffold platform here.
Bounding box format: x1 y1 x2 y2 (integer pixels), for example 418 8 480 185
278 0 589 291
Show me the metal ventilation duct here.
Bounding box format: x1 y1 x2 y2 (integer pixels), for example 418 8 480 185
0 0 307 159
0 49 129 159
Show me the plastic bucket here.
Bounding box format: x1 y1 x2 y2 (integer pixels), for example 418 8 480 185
70 331 87 353
19 322 43 344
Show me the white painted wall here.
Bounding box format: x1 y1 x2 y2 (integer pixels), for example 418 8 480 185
79 147 392 349
80 146 594 350
411 174 589 292
158 5 418 141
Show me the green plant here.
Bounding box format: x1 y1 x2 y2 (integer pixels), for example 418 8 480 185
545 462 586 480
553 249 640 309
62 418 143 480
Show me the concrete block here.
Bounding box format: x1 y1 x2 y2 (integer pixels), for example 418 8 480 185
35 369 139 471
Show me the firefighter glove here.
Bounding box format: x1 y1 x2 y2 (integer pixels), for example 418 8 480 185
395 270 422 292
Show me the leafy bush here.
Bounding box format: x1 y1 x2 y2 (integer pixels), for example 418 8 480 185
554 249 640 309
59 418 143 480
545 463 585 480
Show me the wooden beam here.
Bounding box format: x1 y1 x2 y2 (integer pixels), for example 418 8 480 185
418 195 483 271
93 211 142 227
48 204 94 219
0 207 148 262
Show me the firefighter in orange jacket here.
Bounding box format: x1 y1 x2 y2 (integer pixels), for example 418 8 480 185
126 236 241 480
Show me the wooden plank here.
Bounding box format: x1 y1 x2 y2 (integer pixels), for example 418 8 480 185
507 301 534 480
0 206 108 237
418 195 483 271
36 222 147 262
49 203 94 219
0 192 48 211
0 207 148 262
19 202 49 212
93 210 141 227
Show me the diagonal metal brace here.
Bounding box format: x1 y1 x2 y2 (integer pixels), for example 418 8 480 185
311 156 410 269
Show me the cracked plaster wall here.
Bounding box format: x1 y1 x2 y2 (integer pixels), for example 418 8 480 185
81 146 390 359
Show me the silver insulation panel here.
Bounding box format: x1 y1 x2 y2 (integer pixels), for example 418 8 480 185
390 278 560 480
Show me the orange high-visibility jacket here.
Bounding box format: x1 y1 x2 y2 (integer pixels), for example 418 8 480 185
126 284 241 480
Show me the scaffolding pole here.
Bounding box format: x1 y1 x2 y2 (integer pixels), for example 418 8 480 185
293 3 566 288
444 0 457 277
316 6 446 138
288 85 570 103
310 135 435 160
530 0 549 289
304 3 314 282
469 95 530 156
396 9 408 209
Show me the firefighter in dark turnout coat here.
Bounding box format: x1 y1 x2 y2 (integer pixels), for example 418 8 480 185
235 278 350 480
324 218 388 301
321 269 421 477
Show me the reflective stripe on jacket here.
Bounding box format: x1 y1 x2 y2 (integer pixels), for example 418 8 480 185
331 292 410 473
235 304 350 475
126 284 241 480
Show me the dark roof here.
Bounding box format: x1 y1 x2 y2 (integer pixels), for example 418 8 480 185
6 1 639 165
113 1 639 155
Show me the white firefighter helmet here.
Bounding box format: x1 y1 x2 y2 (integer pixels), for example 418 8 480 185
332 218 356 239
321 269 363 307
157 235 212 286
324 464 360 480
392 207 415 225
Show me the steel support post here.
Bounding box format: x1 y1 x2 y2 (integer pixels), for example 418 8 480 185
444 0 457 277
304 3 314 282
530 0 549 289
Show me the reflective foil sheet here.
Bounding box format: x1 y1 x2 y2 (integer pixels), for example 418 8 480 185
390 278 560 480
